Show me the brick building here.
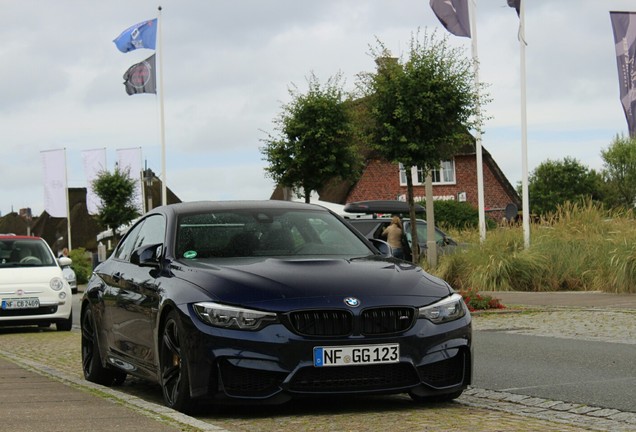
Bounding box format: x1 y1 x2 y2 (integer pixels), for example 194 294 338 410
271 142 521 222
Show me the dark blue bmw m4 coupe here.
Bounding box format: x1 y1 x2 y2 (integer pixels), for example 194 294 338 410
81 200 472 413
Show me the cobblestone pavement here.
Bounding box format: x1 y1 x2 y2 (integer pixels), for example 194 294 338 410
1 305 635 431
472 307 636 345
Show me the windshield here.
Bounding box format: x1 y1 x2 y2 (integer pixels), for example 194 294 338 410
176 209 371 259
0 238 57 267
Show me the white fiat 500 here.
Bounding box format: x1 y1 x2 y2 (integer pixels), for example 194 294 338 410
0 235 73 331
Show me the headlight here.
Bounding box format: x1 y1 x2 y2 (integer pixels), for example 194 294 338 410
418 293 466 324
193 302 278 331
50 277 64 291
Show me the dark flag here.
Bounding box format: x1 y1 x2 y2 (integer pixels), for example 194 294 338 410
610 12 636 137
430 0 470 38
123 54 156 95
507 0 520 17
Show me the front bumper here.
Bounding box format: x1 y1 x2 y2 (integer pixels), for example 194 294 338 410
0 287 72 326
179 305 472 403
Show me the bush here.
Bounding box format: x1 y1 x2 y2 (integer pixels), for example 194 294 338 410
421 200 496 230
69 247 92 285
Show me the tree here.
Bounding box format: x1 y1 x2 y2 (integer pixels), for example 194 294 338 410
92 166 140 242
526 157 603 216
360 30 486 263
261 72 361 203
601 134 636 208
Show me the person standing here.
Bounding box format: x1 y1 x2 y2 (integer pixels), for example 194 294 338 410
382 215 404 259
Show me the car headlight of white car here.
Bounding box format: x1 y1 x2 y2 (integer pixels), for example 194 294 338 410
418 293 466 324
193 302 279 330
50 277 65 291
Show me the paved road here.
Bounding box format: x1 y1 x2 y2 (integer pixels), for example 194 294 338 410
4 289 636 431
474 332 636 412
72 291 81 327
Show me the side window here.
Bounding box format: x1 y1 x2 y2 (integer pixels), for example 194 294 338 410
414 222 444 243
133 215 165 251
114 222 144 261
415 223 428 243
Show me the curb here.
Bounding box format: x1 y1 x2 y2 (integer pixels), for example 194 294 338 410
459 388 636 432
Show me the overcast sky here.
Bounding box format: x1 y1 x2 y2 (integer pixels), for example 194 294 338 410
0 0 633 216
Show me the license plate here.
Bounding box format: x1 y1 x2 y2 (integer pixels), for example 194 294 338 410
313 343 399 367
1 297 40 310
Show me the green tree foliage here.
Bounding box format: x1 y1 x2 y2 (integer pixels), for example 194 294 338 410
601 134 636 208
91 166 140 237
261 72 361 202
526 157 603 216
360 30 487 262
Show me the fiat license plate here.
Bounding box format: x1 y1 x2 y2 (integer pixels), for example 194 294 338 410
1 297 40 310
313 343 399 367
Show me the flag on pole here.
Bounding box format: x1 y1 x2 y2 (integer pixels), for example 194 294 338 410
508 0 520 16
429 0 470 38
113 18 157 53
41 149 67 218
610 12 636 137
81 148 107 215
117 147 144 214
123 54 156 95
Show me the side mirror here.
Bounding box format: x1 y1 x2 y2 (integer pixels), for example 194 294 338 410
58 257 72 267
130 243 163 267
369 239 392 258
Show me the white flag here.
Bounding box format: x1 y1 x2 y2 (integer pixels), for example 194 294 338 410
116 147 144 214
82 148 107 215
41 149 67 217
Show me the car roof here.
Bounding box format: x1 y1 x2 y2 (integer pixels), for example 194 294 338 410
149 200 332 216
343 200 425 214
0 235 44 241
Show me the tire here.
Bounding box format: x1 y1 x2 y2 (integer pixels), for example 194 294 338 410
56 311 73 331
409 389 464 403
159 310 195 413
81 307 117 385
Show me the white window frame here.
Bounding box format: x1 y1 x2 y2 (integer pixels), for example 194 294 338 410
399 160 456 186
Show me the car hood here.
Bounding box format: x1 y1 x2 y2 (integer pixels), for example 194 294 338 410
0 266 64 286
172 256 452 310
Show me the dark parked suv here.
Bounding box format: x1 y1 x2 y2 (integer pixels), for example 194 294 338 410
343 201 458 260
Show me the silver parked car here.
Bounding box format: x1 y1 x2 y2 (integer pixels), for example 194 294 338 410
61 260 77 294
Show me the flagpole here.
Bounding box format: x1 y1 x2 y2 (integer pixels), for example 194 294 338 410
469 0 486 243
157 6 167 206
519 0 530 248
64 148 72 250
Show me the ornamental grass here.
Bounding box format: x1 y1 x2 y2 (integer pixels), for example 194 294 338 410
430 200 636 294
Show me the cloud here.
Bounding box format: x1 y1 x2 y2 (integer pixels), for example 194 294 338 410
0 0 634 217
